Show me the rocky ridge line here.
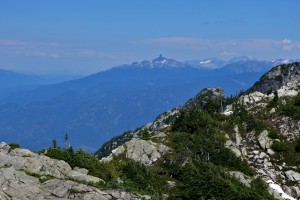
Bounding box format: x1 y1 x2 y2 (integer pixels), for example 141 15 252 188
248 62 300 94
223 78 300 199
0 142 139 200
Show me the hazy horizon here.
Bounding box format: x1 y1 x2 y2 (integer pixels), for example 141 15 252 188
1 0 300 75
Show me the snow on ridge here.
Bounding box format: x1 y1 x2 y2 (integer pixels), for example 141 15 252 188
281 59 292 64
161 59 167 64
200 60 212 64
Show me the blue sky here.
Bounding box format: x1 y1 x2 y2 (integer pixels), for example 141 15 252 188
1 0 300 75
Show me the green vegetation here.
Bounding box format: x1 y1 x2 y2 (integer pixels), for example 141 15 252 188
52 139 57 148
280 92 300 120
154 109 178 124
8 143 20 149
271 139 300 167
120 160 169 197
275 75 283 82
295 138 300 153
267 90 279 108
171 108 254 176
268 130 281 140
0 163 12 168
172 162 273 200
44 99 276 199
156 106 274 199
140 129 151 140
172 108 215 134
44 147 118 181
69 188 86 194
19 170 55 183
271 141 288 152
95 130 133 158
231 103 266 134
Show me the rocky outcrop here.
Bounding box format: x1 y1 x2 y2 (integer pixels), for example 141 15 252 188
95 108 178 159
225 139 242 157
229 171 252 187
0 148 72 179
270 116 300 142
277 80 299 98
224 126 246 159
0 144 105 184
101 138 171 166
224 128 300 199
236 77 300 199
0 167 44 199
248 62 300 94
258 130 273 150
236 72 299 115
285 170 300 182
239 91 272 107
66 170 103 184
0 143 140 199
105 189 140 200
144 109 179 132
183 87 224 110
0 167 139 200
267 180 295 200
125 138 170 165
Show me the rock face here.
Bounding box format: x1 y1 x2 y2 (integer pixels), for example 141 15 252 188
95 108 178 159
271 116 300 141
66 170 103 184
183 87 224 110
277 80 299 97
0 167 45 199
224 126 300 199
0 149 72 179
229 171 252 187
248 62 300 94
0 167 139 200
285 170 300 182
105 189 140 200
101 138 171 166
224 126 244 158
0 143 139 200
125 138 171 165
258 130 273 150
144 109 179 132
240 91 271 106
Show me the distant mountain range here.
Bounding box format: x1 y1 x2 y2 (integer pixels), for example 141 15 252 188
185 56 297 71
0 69 83 99
0 56 297 151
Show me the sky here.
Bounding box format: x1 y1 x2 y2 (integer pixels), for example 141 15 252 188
1 0 300 75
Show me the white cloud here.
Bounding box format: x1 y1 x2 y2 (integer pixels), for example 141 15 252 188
138 37 278 49
276 39 294 51
136 37 300 59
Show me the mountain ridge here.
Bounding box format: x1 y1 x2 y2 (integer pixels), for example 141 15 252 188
95 62 300 199
1 62 300 199
0 57 298 152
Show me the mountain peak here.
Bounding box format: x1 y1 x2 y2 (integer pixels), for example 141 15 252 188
247 62 300 94
153 54 165 61
115 55 193 69
228 56 256 63
152 54 168 64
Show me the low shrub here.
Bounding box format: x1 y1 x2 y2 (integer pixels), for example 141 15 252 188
271 141 288 152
